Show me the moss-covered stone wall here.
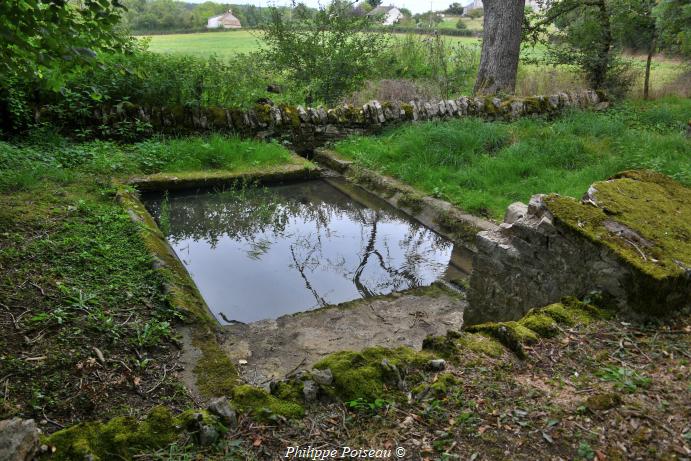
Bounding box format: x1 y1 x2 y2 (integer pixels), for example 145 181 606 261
39 90 605 149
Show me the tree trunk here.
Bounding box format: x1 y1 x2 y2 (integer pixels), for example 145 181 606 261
474 0 526 95
591 0 612 90
643 37 656 100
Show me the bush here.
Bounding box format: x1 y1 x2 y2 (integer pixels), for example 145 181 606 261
261 1 389 104
456 19 467 30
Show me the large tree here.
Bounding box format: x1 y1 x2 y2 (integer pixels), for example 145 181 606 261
473 0 526 95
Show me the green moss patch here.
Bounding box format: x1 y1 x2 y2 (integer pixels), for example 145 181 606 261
314 346 428 401
456 333 505 358
584 392 623 412
519 313 560 337
465 297 606 358
231 385 304 419
545 171 690 281
45 406 184 460
464 321 538 358
192 333 239 398
127 157 316 192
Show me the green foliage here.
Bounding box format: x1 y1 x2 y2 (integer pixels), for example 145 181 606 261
538 0 635 97
38 50 303 135
333 98 690 218
597 366 652 393
261 0 390 103
456 19 468 30
119 0 307 33
467 8 484 19
654 0 691 57
346 397 392 413
446 3 465 15
0 0 128 92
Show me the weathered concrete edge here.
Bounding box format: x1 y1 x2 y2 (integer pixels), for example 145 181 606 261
314 148 498 249
116 185 241 401
116 186 214 324
127 158 319 192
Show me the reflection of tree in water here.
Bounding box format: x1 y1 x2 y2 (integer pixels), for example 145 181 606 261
146 183 453 302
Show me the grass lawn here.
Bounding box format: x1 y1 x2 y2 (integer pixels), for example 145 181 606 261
438 16 483 31
141 30 263 58
333 97 690 219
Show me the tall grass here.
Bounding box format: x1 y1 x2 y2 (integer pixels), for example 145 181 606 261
0 134 295 192
334 98 690 218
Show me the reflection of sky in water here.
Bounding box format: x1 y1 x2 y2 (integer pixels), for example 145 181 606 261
145 179 456 324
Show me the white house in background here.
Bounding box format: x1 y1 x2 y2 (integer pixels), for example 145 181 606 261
463 0 541 14
367 5 404 26
207 10 242 29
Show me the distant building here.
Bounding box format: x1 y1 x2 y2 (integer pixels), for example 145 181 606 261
463 0 541 14
367 5 404 26
207 10 242 29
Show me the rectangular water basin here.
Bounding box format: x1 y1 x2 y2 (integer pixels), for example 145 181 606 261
143 178 468 324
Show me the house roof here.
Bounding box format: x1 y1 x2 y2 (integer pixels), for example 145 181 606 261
210 11 241 26
367 5 399 15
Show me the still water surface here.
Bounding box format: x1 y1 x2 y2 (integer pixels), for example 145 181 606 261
145 179 464 324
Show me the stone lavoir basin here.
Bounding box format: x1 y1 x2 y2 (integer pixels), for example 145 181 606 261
144 178 468 325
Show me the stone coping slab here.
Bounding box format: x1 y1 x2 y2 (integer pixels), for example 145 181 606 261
127 155 317 192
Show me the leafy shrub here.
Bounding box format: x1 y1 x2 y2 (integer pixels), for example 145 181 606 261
261 1 389 104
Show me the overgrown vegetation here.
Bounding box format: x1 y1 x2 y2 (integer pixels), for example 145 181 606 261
334 97 690 218
0 133 295 192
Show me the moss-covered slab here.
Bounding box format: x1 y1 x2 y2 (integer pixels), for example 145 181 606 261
545 170 690 315
116 187 214 325
127 156 317 192
117 187 239 401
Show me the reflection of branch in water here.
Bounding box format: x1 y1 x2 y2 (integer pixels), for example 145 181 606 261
353 211 378 298
372 248 420 289
290 244 327 307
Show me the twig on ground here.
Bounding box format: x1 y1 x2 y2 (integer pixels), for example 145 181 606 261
147 365 169 394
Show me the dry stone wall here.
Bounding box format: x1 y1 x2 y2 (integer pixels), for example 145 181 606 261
46 90 605 148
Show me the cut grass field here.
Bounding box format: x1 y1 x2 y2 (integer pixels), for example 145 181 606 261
140 29 479 59
333 97 690 219
141 30 263 58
